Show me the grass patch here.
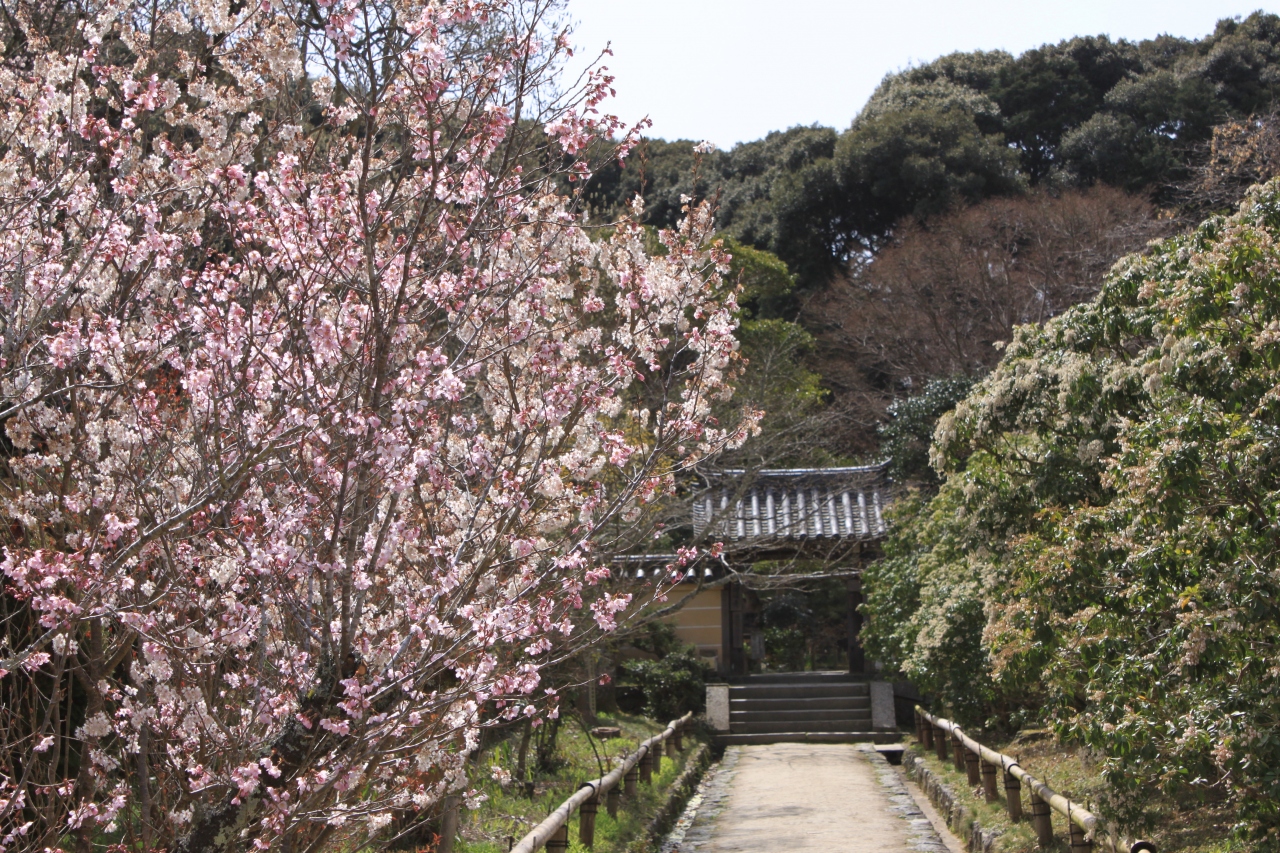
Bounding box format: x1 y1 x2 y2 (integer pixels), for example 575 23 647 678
909 735 1058 853
455 713 699 853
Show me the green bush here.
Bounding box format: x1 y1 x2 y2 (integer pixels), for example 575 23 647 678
762 626 806 672
867 179 1280 845
878 376 976 487
622 645 709 722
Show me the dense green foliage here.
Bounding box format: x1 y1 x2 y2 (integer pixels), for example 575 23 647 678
864 180 1280 843
878 377 976 485
697 235 842 471
758 581 852 671
621 651 707 721
577 15 1280 466
458 713 690 853
620 624 711 721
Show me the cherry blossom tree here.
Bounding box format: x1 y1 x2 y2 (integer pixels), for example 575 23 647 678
0 1 752 850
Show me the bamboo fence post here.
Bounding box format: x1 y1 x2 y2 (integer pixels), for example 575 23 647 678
665 736 676 759
507 713 693 853
438 795 459 853
964 747 981 786
1069 818 1093 853
624 765 638 798
652 741 663 775
545 823 570 853
951 730 966 773
1004 769 1023 822
674 721 684 752
913 708 1156 853
607 785 621 818
921 715 934 749
578 787 598 848
1029 789 1054 849
980 759 999 803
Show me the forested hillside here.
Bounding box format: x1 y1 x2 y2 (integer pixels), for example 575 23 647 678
586 12 1280 461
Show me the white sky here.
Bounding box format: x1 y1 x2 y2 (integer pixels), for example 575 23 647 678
567 0 1280 148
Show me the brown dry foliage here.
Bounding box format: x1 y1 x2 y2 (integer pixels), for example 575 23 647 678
806 186 1172 452
1181 111 1280 217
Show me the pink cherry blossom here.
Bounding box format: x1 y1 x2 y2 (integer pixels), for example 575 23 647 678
0 1 753 850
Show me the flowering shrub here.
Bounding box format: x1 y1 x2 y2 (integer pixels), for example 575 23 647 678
865 179 1280 844
0 1 754 850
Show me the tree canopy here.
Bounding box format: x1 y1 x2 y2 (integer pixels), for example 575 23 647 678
589 12 1280 292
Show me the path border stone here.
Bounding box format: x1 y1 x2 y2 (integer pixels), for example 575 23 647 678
658 746 741 853
902 747 1002 853
644 743 714 846
861 745 953 853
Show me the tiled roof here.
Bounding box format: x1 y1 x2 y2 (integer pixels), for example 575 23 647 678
611 553 714 581
692 463 891 545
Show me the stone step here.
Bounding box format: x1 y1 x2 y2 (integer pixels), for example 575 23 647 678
731 708 872 725
716 731 900 746
729 683 868 700
727 671 862 684
730 696 870 713
730 719 875 734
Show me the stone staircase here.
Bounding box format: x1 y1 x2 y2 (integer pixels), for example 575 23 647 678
717 672 899 745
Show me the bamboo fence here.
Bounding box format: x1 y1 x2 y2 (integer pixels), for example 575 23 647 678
506 711 694 853
915 707 1157 853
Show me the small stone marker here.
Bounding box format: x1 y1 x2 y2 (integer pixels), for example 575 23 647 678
705 683 730 731
870 681 896 729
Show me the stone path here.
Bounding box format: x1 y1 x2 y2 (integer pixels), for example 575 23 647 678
661 744 951 853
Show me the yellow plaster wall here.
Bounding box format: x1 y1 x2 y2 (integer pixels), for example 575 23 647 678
663 587 723 670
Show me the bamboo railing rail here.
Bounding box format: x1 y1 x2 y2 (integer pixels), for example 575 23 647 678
509 711 694 853
915 707 1157 853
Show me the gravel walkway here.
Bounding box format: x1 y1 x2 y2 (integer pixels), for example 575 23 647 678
661 744 951 853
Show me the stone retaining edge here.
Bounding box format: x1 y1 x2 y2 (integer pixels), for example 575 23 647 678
902 746 1002 853
863 747 951 853
642 742 713 849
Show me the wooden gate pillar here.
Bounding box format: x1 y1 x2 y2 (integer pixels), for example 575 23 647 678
847 574 866 675
722 582 747 676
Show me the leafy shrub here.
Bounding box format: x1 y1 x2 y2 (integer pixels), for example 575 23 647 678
761 592 810 671
622 646 709 722
862 485 1014 729
878 376 975 487
867 179 1280 845
626 620 684 658
762 627 806 672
